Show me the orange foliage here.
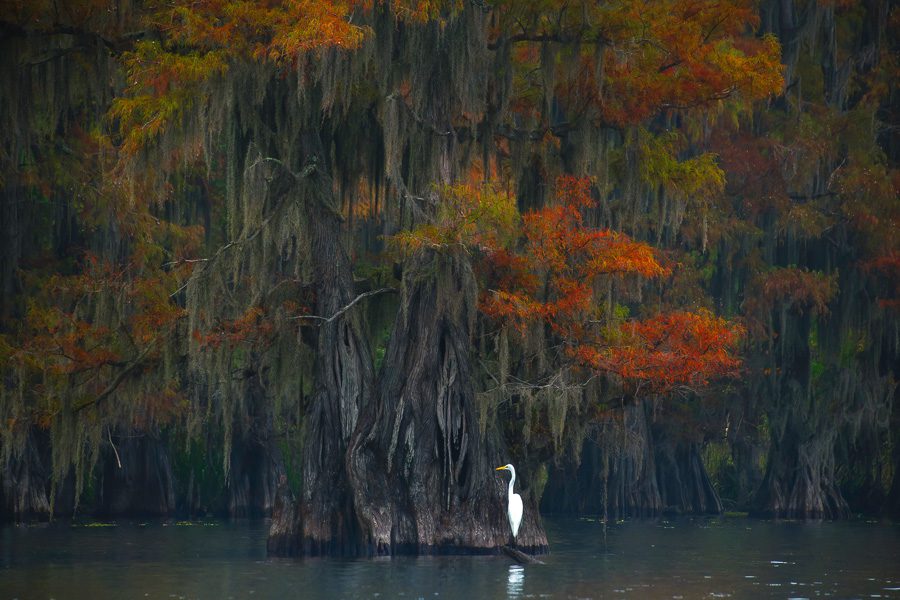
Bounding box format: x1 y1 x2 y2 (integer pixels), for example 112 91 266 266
5 248 188 428
389 183 519 255
864 252 900 312
494 0 783 129
19 252 185 378
193 306 277 350
746 267 839 316
743 267 839 338
598 0 783 124
482 176 669 334
710 129 787 214
112 0 378 152
476 177 741 393
574 311 744 391
154 0 370 59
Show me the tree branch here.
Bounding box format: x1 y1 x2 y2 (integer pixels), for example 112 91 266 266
72 323 177 414
291 288 396 325
107 426 122 469
168 156 311 298
487 31 609 50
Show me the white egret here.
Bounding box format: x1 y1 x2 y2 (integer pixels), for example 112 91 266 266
495 464 523 542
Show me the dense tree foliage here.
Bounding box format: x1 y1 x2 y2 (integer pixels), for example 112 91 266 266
0 0 896 554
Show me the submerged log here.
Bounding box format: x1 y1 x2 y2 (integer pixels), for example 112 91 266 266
501 545 546 565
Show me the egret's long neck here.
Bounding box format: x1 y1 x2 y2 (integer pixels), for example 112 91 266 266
507 466 516 498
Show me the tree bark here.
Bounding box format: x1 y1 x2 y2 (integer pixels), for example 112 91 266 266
542 400 723 518
268 131 375 555
0 429 53 521
542 406 661 519
752 417 849 519
654 439 722 515
226 370 282 518
886 388 900 518
347 249 548 554
751 313 850 519
97 432 177 517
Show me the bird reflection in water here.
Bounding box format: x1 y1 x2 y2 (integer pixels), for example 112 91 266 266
507 564 525 598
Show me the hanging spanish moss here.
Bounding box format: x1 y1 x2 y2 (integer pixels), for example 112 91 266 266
1 0 896 561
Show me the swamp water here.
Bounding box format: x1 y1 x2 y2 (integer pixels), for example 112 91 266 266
1 517 899 599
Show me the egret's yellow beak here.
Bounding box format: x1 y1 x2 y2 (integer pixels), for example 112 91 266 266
495 465 508 471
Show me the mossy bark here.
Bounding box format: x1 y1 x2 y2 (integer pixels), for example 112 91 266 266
346 250 547 554
268 131 375 555
0 430 53 520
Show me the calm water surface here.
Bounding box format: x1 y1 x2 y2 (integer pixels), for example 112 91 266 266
2 516 899 599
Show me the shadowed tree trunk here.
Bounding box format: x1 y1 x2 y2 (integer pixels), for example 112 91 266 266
97 432 177 517
226 370 282 518
542 403 661 518
654 440 722 515
887 391 900 518
1 429 53 520
542 400 721 518
268 130 375 555
752 413 849 518
542 400 722 519
602 402 664 518
751 312 850 519
347 249 547 554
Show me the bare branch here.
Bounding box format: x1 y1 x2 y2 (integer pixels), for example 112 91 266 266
168 156 307 298
291 288 396 325
107 426 123 469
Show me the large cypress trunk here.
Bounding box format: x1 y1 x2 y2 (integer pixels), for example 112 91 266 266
751 312 850 519
268 132 375 555
226 371 282 518
887 394 900 518
542 400 722 518
752 414 849 518
0 429 53 520
347 250 547 553
542 403 661 518
96 432 177 517
598 402 663 519
654 440 722 515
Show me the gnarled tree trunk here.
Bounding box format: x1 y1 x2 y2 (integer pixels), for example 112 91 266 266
542 402 662 519
654 440 722 515
751 312 850 519
542 400 723 518
1 429 53 521
97 432 177 517
268 132 375 555
752 413 849 519
347 249 547 554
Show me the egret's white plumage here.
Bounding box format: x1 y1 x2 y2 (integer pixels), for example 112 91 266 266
495 464 523 540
